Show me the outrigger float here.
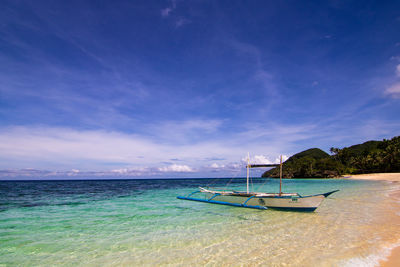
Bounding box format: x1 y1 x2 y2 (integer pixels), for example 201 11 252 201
177 155 339 212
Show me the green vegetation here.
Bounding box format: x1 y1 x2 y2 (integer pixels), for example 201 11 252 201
262 136 400 178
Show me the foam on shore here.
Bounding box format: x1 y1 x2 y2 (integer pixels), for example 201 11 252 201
348 173 400 267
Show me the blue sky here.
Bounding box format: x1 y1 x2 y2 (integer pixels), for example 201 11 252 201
1 0 399 179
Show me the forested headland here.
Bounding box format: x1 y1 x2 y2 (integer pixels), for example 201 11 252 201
262 136 400 178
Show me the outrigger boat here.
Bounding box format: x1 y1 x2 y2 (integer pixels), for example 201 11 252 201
177 155 339 212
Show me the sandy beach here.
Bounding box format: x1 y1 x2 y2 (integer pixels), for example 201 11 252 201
347 173 400 182
348 173 400 267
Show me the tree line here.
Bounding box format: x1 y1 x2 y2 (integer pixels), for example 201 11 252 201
262 135 400 178
330 136 400 174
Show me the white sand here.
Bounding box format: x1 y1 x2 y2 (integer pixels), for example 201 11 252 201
346 173 400 182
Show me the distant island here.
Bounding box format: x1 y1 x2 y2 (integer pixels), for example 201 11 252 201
262 136 400 178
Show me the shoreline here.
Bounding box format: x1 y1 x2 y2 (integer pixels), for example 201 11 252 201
346 172 400 182
348 173 400 267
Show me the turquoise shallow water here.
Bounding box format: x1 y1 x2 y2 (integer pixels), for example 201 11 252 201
1 178 399 266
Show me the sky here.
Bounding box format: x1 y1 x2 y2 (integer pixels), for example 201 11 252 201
0 0 399 179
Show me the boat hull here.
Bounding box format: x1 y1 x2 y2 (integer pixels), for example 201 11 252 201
178 189 339 212
204 193 325 211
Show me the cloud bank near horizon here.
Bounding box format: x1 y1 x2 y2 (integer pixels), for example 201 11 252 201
0 122 396 179
0 124 292 178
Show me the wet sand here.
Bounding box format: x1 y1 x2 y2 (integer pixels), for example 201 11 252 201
380 246 400 267
348 173 400 267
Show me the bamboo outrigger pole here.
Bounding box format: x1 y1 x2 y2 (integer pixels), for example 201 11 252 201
279 155 283 196
247 153 250 194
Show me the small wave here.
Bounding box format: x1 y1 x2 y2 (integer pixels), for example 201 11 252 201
340 241 400 267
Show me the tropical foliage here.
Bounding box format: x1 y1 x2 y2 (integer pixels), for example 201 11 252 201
262 136 400 178
330 136 400 174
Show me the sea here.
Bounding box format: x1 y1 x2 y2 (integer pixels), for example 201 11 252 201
1 178 399 267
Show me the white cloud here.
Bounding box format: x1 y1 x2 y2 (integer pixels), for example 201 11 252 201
0 120 222 167
0 123 308 171
204 162 242 174
208 162 237 170
383 64 400 99
106 166 160 177
0 120 337 178
384 82 400 98
249 155 273 164
111 168 130 174
241 155 289 165
161 0 177 17
0 126 161 167
175 18 190 28
161 7 172 17
158 164 193 172
160 1 191 28
255 155 273 164
210 163 221 169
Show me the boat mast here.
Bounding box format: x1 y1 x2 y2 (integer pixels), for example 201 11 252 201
279 155 283 195
247 153 250 194
246 154 282 195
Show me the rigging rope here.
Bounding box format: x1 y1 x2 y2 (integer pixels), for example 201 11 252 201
223 166 242 191
204 163 242 190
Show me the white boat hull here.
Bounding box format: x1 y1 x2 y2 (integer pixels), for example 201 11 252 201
204 193 325 211
177 188 339 211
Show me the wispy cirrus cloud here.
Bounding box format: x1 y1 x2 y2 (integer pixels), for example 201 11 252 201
175 17 191 28
161 7 173 17
384 64 400 99
385 83 400 98
222 38 282 115
160 0 191 28
144 119 223 144
161 0 176 17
